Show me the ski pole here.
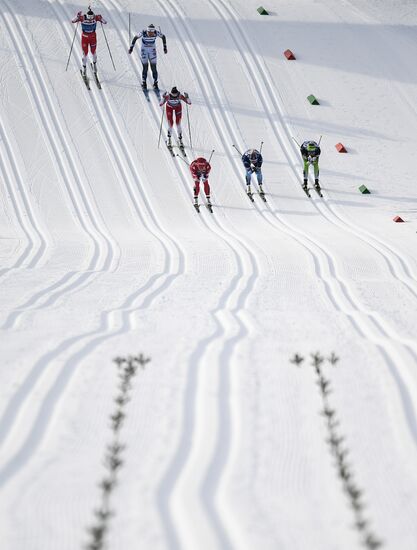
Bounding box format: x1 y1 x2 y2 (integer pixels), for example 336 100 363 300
128 13 131 43
101 21 116 71
176 154 190 166
158 107 165 149
66 22 79 71
232 144 243 156
186 103 192 150
291 136 301 147
318 135 322 146
208 149 215 163
259 140 264 154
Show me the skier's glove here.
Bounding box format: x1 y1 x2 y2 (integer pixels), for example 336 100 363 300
77 10 82 16
164 45 168 54
184 92 189 99
128 46 133 54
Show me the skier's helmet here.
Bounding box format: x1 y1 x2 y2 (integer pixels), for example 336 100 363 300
86 8 95 20
147 24 157 36
249 149 259 162
306 141 317 152
196 157 207 170
170 86 180 98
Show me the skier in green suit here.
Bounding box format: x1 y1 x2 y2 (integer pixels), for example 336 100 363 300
300 140 321 191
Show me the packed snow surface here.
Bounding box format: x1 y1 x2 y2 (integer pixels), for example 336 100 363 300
1 0 417 548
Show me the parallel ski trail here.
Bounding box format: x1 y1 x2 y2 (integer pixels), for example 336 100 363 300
0 116 48 275
209 0 417 449
156 3 417 545
107 1 268 548
0 0 182 488
0 1 119 330
219 0 417 293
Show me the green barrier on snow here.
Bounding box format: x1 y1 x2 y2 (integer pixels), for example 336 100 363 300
359 185 370 194
257 6 269 15
307 94 320 105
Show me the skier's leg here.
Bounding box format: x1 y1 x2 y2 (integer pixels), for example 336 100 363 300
141 49 149 85
175 108 183 139
149 49 158 86
245 168 252 186
313 160 320 186
90 37 97 71
255 168 263 185
166 106 174 142
193 180 200 202
303 159 309 186
203 179 211 200
150 63 158 87
81 35 89 73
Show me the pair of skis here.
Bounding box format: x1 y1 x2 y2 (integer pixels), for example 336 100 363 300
194 200 213 214
80 63 102 90
166 139 186 158
247 186 267 203
302 184 323 198
142 84 161 103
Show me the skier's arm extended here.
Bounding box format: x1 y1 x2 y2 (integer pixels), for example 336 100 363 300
72 11 82 23
128 32 143 53
158 31 167 54
180 92 191 105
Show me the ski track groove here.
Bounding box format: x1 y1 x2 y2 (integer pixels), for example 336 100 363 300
208 0 417 447
0 116 48 275
0 0 183 489
106 1 265 548
128 0 417 547
0 1 119 329
221 0 417 294
141 0 263 547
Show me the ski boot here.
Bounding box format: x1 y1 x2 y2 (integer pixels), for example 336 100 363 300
178 133 185 152
303 178 308 191
142 79 147 90
206 195 211 205
153 80 159 90
82 65 87 77
314 178 320 189
93 61 97 74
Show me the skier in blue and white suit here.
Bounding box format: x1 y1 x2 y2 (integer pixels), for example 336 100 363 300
128 24 167 89
242 149 264 194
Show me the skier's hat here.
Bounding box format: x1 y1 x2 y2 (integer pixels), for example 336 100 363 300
147 23 157 35
170 86 180 97
196 157 207 169
86 7 94 20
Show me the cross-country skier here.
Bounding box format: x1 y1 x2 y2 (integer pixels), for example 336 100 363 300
128 24 167 90
242 148 264 195
190 157 211 206
300 140 321 190
159 87 191 148
72 7 107 76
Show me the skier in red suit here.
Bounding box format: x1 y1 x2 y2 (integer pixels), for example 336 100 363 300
190 157 211 206
72 8 107 76
159 87 191 147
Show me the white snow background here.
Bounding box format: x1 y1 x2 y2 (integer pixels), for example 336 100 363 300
1 0 417 548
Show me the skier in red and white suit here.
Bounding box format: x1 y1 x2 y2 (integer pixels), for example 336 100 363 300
159 87 191 147
190 157 211 205
72 8 107 76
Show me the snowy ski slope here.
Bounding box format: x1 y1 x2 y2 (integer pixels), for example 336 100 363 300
1 0 417 548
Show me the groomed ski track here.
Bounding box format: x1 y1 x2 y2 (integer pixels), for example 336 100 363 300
1 1 417 549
